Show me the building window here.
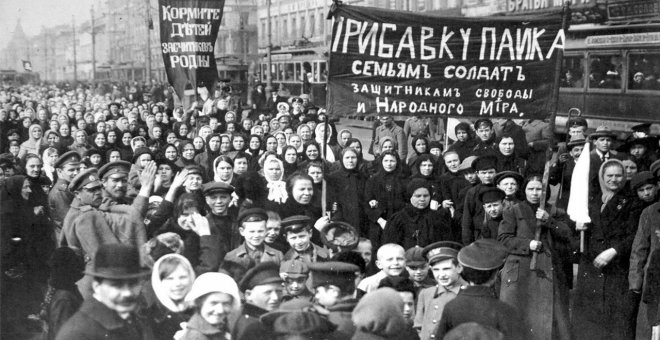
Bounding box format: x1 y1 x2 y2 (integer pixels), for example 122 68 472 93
283 19 287 41
310 14 315 37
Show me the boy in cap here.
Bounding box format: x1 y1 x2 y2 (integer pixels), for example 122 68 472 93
435 239 525 340
233 262 284 340
405 246 436 294
265 210 289 253
472 119 498 157
308 261 361 337
461 155 497 245
224 208 284 269
357 243 406 295
281 215 329 263
48 150 81 239
414 241 466 340
474 187 507 241
201 180 238 254
280 259 313 301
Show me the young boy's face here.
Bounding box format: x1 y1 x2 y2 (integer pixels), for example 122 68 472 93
286 229 312 253
406 262 430 283
376 247 406 277
265 220 281 244
239 221 266 248
284 276 307 297
569 145 584 160
463 170 478 184
314 285 340 308
399 291 415 321
356 241 373 264
431 258 462 288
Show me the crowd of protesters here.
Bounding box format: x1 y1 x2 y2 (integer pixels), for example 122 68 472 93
1 80 660 340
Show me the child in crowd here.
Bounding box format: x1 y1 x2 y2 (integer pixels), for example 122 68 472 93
357 243 406 295
224 208 283 269
281 215 329 263
265 210 289 253
308 261 360 337
405 246 436 295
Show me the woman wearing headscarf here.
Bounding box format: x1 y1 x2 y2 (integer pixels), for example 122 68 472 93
365 151 409 248
314 123 339 163
58 124 74 148
1 175 33 277
327 148 368 235
406 135 430 169
195 134 223 179
139 253 196 340
176 140 198 168
18 124 46 160
41 147 59 183
243 156 288 212
498 174 573 340
68 129 91 157
118 130 134 161
345 137 374 177
281 145 300 178
573 159 639 340
246 134 264 170
447 122 476 162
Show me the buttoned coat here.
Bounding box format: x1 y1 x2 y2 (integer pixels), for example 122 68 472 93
223 243 284 269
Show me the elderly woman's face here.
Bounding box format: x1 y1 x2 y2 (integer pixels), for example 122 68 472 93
292 178 313 204
31 126 43 139
199 292 234 327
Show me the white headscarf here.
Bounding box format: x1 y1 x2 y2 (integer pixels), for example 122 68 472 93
263 157 288 204
598 159 625 212
151 254 196 312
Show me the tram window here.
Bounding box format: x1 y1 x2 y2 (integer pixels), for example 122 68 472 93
319 61 327 82
560 56 585 88
587 54 623 89
629 54 660 91
284 63 294 81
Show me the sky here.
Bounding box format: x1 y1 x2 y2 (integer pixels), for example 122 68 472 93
0 0 95 49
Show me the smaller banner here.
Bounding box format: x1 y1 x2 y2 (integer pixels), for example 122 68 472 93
22 60 32 72
158 0 225 99
327 4 566 119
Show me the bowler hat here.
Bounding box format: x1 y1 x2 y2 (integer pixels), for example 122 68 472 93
567 137 587 149
320 221 359 252
85 244 150 279
458 239 507 271
632 122 652 134
479 187 506 204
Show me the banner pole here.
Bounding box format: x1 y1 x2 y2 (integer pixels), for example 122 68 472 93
530 1 570 272
322 117 329 217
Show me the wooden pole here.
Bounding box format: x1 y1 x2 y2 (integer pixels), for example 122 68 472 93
531 2 570 271
321 117 329 217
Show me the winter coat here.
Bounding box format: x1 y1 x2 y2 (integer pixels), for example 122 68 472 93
223 243 283 269
55 298 155 340
498 201 573 340
47 289 83 340
382 205 453 249
572 191 639 340
327 166 367 234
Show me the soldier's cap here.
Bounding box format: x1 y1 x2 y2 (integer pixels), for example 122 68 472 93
479 187 506 204
652 160 660 178
404 246 427 267
260 300 335 335
54 150 81 169
68 168 103 192
202 182 234 196
567 117 588 128
494 171 523 186
307 261 359 292
472 155 497 171
184 164 203 176
458 239 507 271
279 259 309 279
631 171 656 191
422 241 462 265
473 118 493 130
632 122 652 133
239 262 283 292
320 221 359 252
238 208 268 225
98 160 131 179
457 156 478 172
280 215 312 234
131 147 154 164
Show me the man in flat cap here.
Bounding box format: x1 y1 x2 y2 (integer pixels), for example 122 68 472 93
56 244 153 340
98 160 156 217
460 155 497 245
224 208 284 269
61 168 148 298
281 215 329 263
48 150 81 240
201 181 239 255
472 119 498 157
232 262 283 340
436 239 525 340
308 261 360 337
415 241 465 340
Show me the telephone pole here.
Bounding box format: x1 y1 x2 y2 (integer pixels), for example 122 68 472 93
146 0 152 85
72 15 78 82
91 6 96 82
